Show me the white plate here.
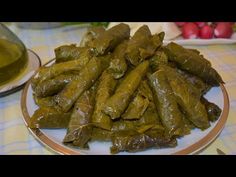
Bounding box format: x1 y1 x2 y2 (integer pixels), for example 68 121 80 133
0 49 41 97
164 33 236 46
21 60 229 155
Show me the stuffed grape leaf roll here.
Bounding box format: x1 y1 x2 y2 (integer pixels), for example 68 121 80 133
164 42 224 86
111 119 161 133
188 48 201 55
103 60 149 119
121 80 152 120
148 70 185 136
32 54 91 89
92 71 117 130
80 26 106 47
110 129 177 154
201 97 222 122
90 23 130 56
91 128 112 141
176 69 211 95
54 45 92 63
149 49 168 72
34 74 76 97
54 55 111 112
111 120 137 132
137 80 154 101
30 107 72 129
125 25 164 66
137 101 162 126
121 93 149 120
63 86 96 148
33 95 55 107
161 65 210 130
108 41 128 79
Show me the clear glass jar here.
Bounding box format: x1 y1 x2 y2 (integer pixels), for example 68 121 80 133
0 23 28 86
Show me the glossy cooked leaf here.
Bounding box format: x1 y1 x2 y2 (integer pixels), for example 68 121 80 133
33 95 56 107
176 69 211 95
121 81 152 120
111 120 137 132
69 90 95 128
125 26 164 66
108 41 128 79
92 71 117 130
201 97 222 122
103 61 149 119
164 42 224 86
140 32 164 59
54 56 110 112
63 86 96 148
34 74 76 97
178 105 196 131
137 80 154 101
136 124 158 134
182 115 196 130
80 26 106 47
188 48 201 55
90 23 130 55
32 54 91 89
30 107 72 129
94 115 161 142
54 45 91 63
148 70 185 136
163 65 202 98
122 93 149 120
169 44 211 67
125 25 151 65
176 114 192 135
161 65 210 130
71 125 93 148
137 101 162 126
150 50 168 72
91 128 112 141
112 119 158 133
110 129 177 154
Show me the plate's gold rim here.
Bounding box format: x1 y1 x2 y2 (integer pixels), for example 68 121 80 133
21 59 230 155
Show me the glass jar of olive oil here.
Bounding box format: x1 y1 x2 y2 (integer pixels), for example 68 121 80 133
0 23 28 86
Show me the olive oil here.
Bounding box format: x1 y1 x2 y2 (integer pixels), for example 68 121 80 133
0 38 28 86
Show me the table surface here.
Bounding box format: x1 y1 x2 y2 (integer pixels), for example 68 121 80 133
0 23 236 155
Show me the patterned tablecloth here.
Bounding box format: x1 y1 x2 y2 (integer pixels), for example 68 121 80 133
0 23 236 154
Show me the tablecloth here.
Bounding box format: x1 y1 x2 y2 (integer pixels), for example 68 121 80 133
0 23 236 154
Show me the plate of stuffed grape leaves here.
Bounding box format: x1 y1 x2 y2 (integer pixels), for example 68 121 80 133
21 23 229 155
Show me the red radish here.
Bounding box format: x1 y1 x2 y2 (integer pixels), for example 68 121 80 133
175 22 186 27
195 22 206 27
182 23 199 39
215 22 234 26
199 25 214 39
214 22 233 38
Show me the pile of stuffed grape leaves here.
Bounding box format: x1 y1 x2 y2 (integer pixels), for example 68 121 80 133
30 23 223 154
